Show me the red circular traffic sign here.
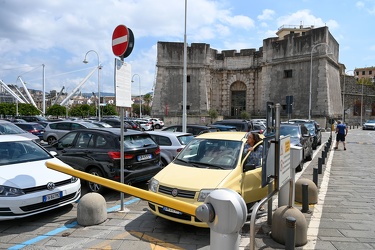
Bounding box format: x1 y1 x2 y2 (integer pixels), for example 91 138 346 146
112 25 129 57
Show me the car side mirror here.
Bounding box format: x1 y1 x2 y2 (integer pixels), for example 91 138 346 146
49 151 58 156
55 142 64 150
244 163 256 172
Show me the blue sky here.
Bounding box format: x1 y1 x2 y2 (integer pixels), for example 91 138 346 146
0 0 374 97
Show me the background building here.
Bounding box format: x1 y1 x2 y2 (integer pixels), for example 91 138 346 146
152 25 342 124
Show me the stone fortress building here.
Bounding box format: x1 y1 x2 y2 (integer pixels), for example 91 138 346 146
152 25 369 125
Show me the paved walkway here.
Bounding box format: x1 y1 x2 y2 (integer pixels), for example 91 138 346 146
243 128 375 249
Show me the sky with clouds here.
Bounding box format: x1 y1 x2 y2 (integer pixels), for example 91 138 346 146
0 0 374 97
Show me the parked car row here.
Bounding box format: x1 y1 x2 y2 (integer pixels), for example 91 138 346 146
0 115 321 224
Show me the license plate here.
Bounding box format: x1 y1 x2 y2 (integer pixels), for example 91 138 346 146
162 206 182 215
43 191 62 202
137 154 152 161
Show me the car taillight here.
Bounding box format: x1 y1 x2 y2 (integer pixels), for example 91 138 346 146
108 151 135 160
155 146 160 155
108 151 121 159
177 148 183 153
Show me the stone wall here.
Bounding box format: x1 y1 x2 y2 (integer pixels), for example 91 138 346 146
152 26 344 123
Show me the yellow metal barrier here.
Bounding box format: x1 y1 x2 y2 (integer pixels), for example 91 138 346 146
45 161 198 216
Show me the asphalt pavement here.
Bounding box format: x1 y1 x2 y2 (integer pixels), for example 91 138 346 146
1 128 375 250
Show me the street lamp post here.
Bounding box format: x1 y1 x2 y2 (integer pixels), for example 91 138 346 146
309 42 332 120
343 70 355 123
132 74 141 118
360 80 364 127
83 50 101 121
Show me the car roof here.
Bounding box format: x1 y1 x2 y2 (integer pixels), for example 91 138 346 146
164 124 211 129
47 120 94 124
0 134 33 142
147 131 193 136
281 123 303 127
215 119 249 123
195 131 247 140
70 127 146 136
210 124 236 128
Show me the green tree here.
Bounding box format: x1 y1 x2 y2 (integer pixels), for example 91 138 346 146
46 104 66 118
18 103 41 116
208 109 218 124
143 93 152 108
0 103 16 116
132 103 140 117
240 111 250 120
69 104 95 118
142 105 151 116
101 104 118 116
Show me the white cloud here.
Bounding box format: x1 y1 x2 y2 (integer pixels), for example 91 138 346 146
258 9 275 21
276 9 339 30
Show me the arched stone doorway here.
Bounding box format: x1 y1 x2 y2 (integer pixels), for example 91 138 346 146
230 81 247 117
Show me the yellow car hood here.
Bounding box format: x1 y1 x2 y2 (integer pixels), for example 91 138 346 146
154 163 233 190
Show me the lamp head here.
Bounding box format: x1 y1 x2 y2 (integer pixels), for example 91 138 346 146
83 59 88 64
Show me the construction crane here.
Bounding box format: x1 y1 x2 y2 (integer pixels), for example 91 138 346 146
52 86 65 105
0 80 25 103
60 67 97 106
17 76 38 109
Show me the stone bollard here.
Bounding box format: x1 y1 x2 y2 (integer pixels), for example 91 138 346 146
77 192 107 226
295 178 318 204
272 206 307 247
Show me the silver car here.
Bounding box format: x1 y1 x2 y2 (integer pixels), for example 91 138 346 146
43 120 99 144
147 131 194 167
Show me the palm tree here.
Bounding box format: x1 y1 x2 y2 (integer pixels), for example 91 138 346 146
143 93 152 108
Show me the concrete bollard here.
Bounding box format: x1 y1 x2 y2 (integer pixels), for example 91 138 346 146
272 206 307 247
77 192 107 226
295 178 318 204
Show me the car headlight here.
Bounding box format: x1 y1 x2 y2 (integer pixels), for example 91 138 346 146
148 178 159 193
198 189 214 202
71 177 79 183
0 185 25 197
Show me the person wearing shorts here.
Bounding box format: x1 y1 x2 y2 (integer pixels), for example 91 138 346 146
334 120 348 150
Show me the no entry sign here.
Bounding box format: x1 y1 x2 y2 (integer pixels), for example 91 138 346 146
112 25 129 57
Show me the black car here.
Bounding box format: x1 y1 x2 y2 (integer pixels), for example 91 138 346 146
47 127 161 193
280 123 313 171
213 119 253 132
100 118 139 130
289 119 322 149
161 124 219 136
14 122 45 141
15 115 48 123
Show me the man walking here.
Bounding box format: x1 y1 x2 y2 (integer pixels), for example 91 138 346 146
334 120 348 150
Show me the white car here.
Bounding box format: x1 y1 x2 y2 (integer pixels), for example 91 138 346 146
363 120 375 130
134 119 154 131
150 118 164 129
0 135 81 220
147 131 194 167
